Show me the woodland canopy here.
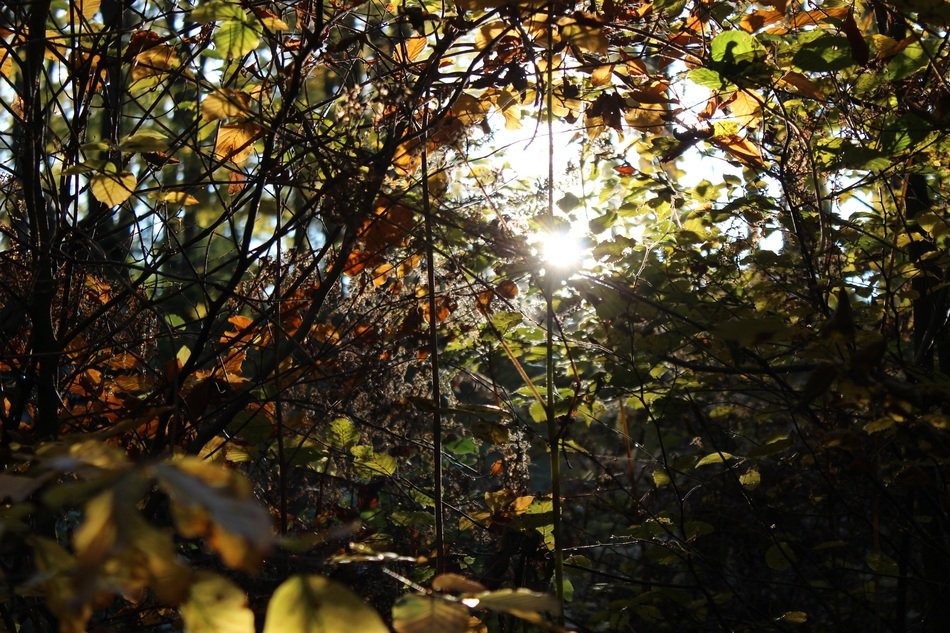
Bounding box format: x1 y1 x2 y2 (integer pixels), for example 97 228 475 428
0 0 948 631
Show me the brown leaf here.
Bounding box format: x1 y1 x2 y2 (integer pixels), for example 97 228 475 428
432 573 488 594
495 280 518 299
842 11 870 65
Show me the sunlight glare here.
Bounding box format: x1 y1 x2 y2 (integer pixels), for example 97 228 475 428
535 229 585 271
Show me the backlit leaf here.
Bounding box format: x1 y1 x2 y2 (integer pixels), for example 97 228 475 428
214 122 261 164
215 20 260 59
181 572 255 633
393 595 470 633
202 89 253 121
263 575 388 633
695 452 734 467
90 171 137 207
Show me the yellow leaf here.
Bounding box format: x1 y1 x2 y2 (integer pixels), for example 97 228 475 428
181 572 256 633
728 89 762 130
395 36 428 64
512 495 534 514
652 470 671 486
739 468 761 489
624 103 666 131
263 575 389 633
75 0 101 19
201 89 252 122
214 122 261 164
453 92 491 126
432 574 487 594
156 458 274 571
372 262 394 286
695 452 734 467
558 15 608 54
90 171 137 206
591 64 614 86
780 611 808 624
131 45 180 81
159 191 200 206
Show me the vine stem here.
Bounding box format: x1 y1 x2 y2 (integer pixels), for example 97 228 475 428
545 3 565 623
420 94 446 574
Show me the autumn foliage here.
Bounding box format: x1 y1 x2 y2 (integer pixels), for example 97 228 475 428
1 0 949 631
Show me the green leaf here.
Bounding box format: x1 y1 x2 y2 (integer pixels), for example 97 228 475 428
263 575 388 633
885 41 929 81
556 192 581 212
765 542 795 571
214 20 260 59
490 311 522 333
710 31 767 67
688 68 735 90
392 595 470 633
328 417 357 450
739 469 761 489
879 113 931 154
351 445 397 477
792 33 854 72
191 1 247 23
118 130 169 152
181 572 255 633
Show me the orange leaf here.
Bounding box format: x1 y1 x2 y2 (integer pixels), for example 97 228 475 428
739 9 784 33
711 134 765 168
394 36 427 64
778 72 826 100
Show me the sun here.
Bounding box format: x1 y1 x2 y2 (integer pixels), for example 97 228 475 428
534 228 586 272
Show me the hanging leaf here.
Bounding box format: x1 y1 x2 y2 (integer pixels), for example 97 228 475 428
159 191 201 206
263 575 388 633
214 122 261 164
393 595 470 633
202 89 253 122
778 72 826 100
180 572 255 633
90 171 137 207
214 20 260 59
130 45 180 80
